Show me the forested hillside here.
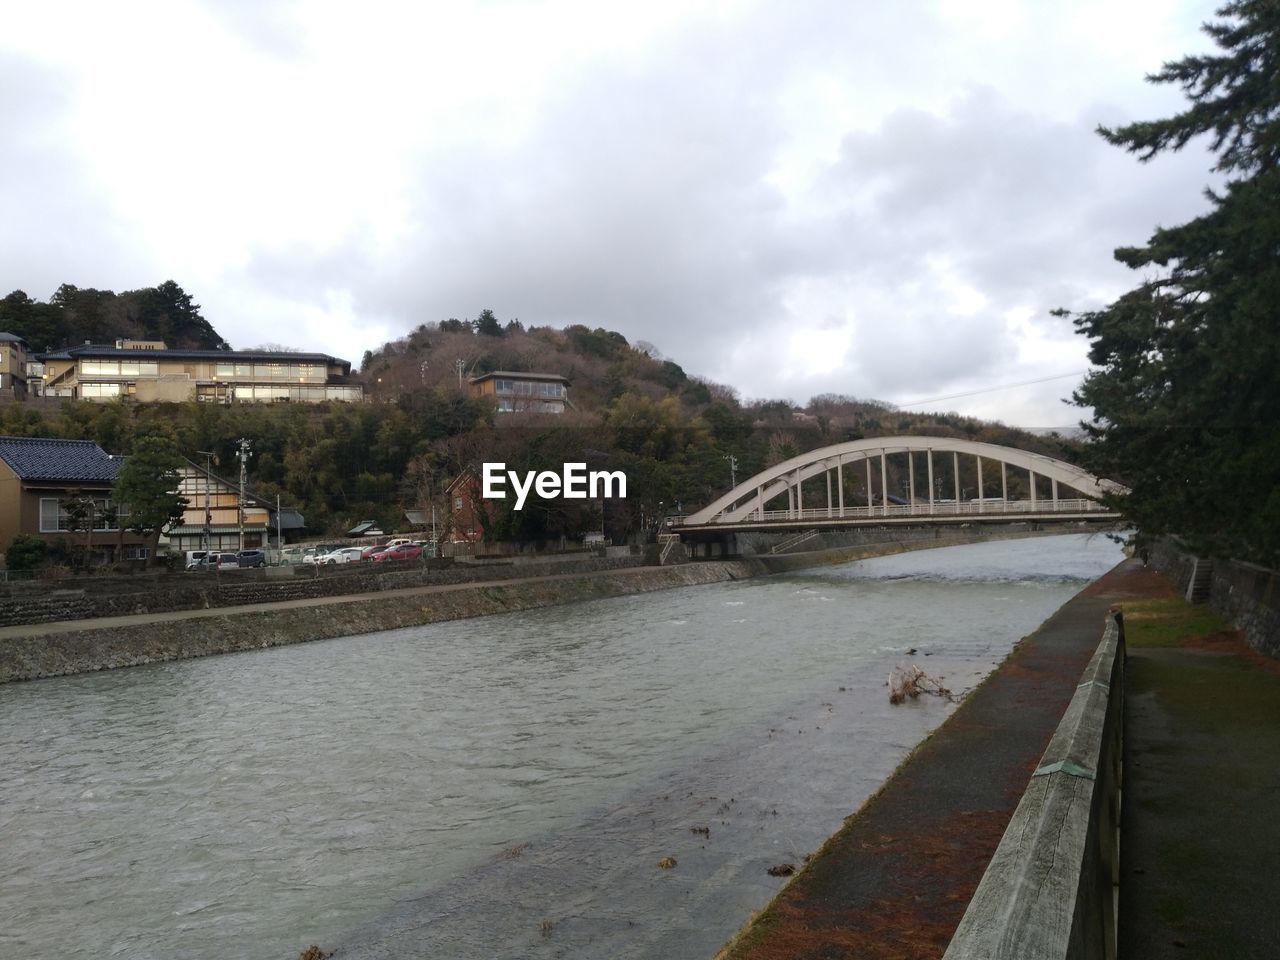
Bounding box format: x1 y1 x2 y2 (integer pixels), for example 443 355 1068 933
0 308 1080 542
0 281 229 352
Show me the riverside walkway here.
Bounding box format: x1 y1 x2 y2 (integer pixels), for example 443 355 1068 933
718 558 1280 960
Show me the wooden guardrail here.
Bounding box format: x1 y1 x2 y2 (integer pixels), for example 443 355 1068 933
943 609 1125 960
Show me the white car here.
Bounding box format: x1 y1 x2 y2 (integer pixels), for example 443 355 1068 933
324 547 365 564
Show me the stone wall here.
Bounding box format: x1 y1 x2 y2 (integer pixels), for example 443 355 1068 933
1210 559 1280 659
0 563 753 683
1148 537 1198 596
1149 537 1280 658
0 555 646 628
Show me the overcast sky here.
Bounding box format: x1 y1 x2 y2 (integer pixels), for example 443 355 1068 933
2 0 1222 428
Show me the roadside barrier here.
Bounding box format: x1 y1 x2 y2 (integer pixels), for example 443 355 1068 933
943 609 1124 960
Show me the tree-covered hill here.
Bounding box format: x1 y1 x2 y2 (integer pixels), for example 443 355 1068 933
361 310 727 412
0 281 230 352
0 306 1080 543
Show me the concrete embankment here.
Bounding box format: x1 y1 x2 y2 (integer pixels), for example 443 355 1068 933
0 529 1069 684
716 558 1153 960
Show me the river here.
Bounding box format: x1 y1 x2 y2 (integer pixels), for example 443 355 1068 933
0 533 1124 960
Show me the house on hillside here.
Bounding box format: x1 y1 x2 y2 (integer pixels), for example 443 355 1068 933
444 467 489 544
468 371 569 414
163 460 305 554
0 333 31 399
0 436 149 563
38 340 363 404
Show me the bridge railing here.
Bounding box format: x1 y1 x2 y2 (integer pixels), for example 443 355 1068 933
673 498 1114 526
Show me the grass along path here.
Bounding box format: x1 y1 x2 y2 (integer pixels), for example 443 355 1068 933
1119 587 1280 959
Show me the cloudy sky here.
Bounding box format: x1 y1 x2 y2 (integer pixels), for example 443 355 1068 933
2 0 1222 428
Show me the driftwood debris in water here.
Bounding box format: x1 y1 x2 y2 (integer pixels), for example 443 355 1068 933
888 664 956 704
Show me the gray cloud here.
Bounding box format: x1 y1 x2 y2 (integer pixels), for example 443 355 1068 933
1 1 1219 427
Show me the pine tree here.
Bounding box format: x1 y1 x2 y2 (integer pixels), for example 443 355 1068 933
113 436 188 565
1070 0 1280 565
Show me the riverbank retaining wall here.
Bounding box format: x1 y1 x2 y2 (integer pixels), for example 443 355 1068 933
1 527 1089 684
0 554 647 628
1149 538 1280 658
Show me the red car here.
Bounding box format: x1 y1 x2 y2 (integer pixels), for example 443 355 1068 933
372 543 423 562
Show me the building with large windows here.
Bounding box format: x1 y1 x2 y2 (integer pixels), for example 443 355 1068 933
468 371 569 414
38 340 363 403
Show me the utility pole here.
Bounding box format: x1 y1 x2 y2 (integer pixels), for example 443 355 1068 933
455 358 466 389
236 438 252 552
197 450 214 552
724 454 738 488
275 493 282 562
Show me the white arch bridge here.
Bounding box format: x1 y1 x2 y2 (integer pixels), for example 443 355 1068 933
674 436 1126 534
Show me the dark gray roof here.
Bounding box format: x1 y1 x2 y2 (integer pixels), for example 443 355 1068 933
470 370 570 384
39 343 351 373
0 332 30 346
273 510 306 530
0 436 122 483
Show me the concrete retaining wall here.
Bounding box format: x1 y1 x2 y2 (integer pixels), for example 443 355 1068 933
0 563 752 683
0 555 646 628
1210 560 1280 659
1149 538 1280 658
943 611 1125 960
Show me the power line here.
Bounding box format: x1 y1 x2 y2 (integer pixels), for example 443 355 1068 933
894 371 1086 408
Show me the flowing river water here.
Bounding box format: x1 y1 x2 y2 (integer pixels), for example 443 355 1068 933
0 534 1125 960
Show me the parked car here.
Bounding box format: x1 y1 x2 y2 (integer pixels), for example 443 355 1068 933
190 552 240 571
236 549 267 568
373 543 423 562
324 547 364 564
360 544 387 560
183 550 210 570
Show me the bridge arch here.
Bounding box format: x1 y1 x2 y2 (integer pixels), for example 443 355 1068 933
682 436 1125 527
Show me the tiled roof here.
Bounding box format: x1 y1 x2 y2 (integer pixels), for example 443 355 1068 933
38 343 350 370
0 436 122 483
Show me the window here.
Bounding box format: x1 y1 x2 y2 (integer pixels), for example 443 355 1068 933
80 359 158 377
80 382 122 398
121 545 150 560
39 497 123 532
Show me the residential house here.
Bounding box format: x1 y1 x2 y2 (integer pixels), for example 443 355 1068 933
0 333 30 399
38 340 363 404
444 467 488 543
0 436 148 562
468 371 569 414
163 461 304 554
